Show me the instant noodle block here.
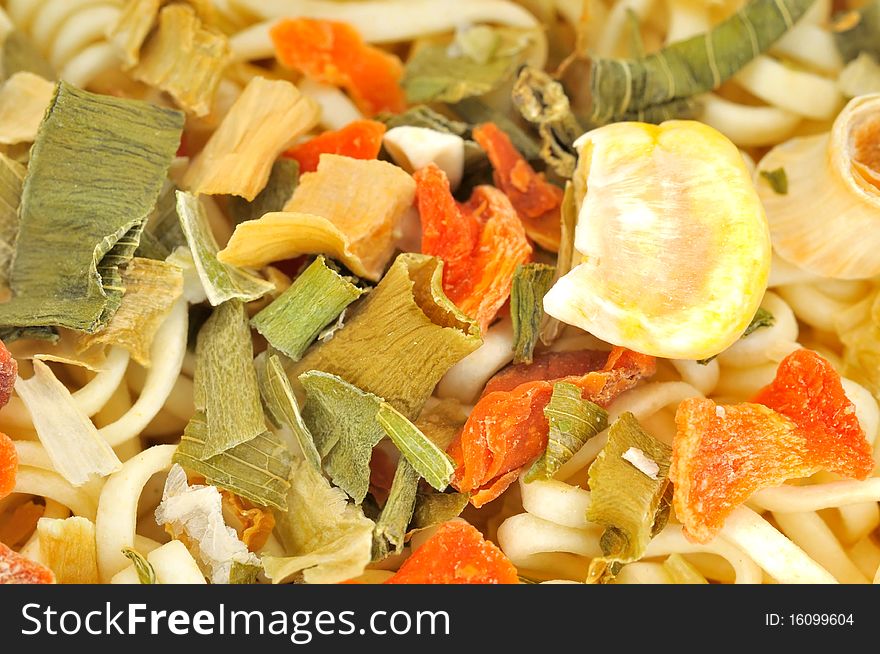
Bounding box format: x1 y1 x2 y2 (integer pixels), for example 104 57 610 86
543 120 771 361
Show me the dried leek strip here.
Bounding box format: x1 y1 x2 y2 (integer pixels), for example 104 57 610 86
38 516 99 584
524 382 609 482
510 263 555 364
251 256 364 361
589 0 816 124
257 353 321 471
372 458 420 560
190 300 265 457
176 191 274 306
263 458 374 585
173 411 292 510
0 72 54 145
15 360 122 487
0 152 24 287
226 159 299 225
220 155 416 281
376 403 455 491
183 76 319 200
291 253 481 420
586 413 672 582
0 82 184 332
76 258 184 366
130 4 231 117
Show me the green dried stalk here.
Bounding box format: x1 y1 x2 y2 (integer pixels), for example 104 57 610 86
192 300 266 458
176 190 274 306
511 263 556 364
590 0 817 124
291 253 481 421
525 382 608 482
0 82 183 332
251 255 364 361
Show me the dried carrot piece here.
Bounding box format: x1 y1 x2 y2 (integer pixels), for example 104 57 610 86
219 490 276 553
484 350 608 395
673 351 875 544
0 541 55 584
472 122 562 251
0 340 17 409
449 348 655 506
285 120 387 173
672 398 818 543
0 432 16 500
270 19 406 115
385 521 518 584
415 164 532 333
752 348 874 479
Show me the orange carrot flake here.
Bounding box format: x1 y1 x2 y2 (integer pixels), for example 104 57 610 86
285 120 387 173
752 348 874 479
449 347 655 507
270 19 406 115
0 542 54 584
671 398 811 543
385 521 518 584
472 122 563 251
415 164 531 333
0 339 17 409
0 432 16 500
673 351 874 543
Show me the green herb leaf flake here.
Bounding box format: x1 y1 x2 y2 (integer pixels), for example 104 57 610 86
291 253 481 421
511 263 555 365
586 412 672 582
371 457 420 561
176 190 274 306
525 382 608 482
192 300 266 458
403 27 536 104
174 411 292 511
0 82 184 332
251 255 364 361
410 491 469 531
227 159 299 225
759 168 788 195
299 370 387 503
121 548 156 585
257 353 322 472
